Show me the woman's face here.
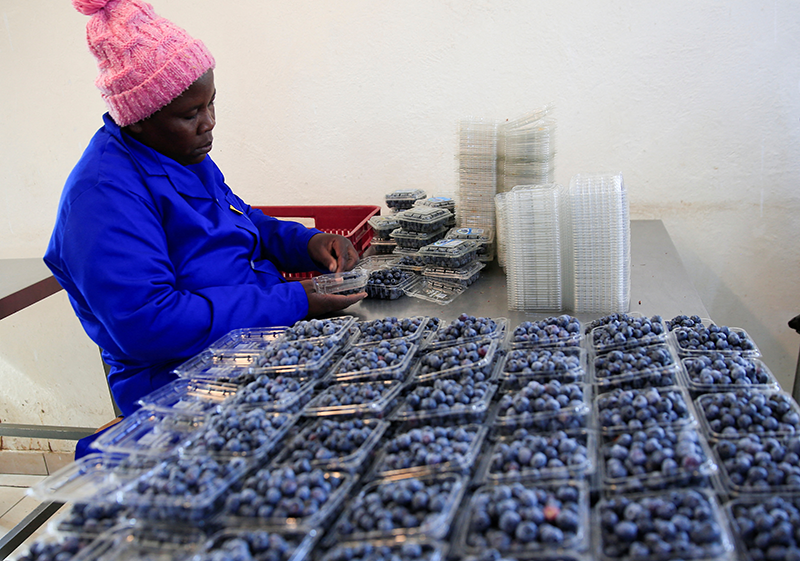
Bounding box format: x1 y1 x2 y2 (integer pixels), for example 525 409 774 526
125 69 216 166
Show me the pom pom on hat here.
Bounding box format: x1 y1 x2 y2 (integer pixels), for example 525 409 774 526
74 0 215 126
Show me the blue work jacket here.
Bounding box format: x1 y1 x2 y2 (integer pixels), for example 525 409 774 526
44 113 321 417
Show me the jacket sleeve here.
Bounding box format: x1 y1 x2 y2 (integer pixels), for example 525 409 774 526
55 181 311 364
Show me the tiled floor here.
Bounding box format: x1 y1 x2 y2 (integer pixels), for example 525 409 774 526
0 451 74 557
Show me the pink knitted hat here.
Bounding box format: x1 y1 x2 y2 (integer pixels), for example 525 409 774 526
73 0 216 127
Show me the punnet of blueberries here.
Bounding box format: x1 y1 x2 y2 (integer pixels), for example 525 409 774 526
418 239 479 268
463 482 586 553
598 489 730 560
596 387 694 433
306 379 403 414
590 313 666 352
394 376 496 423
330 340 416 381
332 474 465 540
281 317 355 341
374 424 485 476
593 344 679 391
415 339 496 382
494 379 588 433
714 434 800 493
485 429 591 482
356 315 426 344
397 206 452 233
729 496 800 561
183 407 294 457
255 338 340 379
226 374 314 411
683 352 777 389
697 389 800 438
390 227 448 250
672 321 758 355
502 347 583 382
13 535 92 561
222 466 347 527
194 530 301 561
321 541 440 561
511 315 582 347
601 425 713 492
273 418 387 473
432 313 503 345
365 267 415 299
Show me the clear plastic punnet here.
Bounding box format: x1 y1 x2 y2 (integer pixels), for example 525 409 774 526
411 337 499 383
302 379 405 419
389 376 498 425
713 434 800 499
172 350 263 385
403 276 466 306
473 429 595 486
215 468 357 531
594 488 733 561
599 425 717 495
417 239 479 268
668 317 761 358
223 375 317 413
422 260 484 288
454 480 590 560
206 326 287 354
5 529 95 561
354 315 429 346
679 353 780 395
137 377 239 414
396 206 453 233
392 248 426 272
591 343 681 393
312 269 369 295
594 385 698 436
500 346 585 383
327 473 467 544
327 340 419 382
370 422 488 480
385 188 427 211
193 528 319 561
249 337 343 381
389 227 448 250
364 267 416 300
427 314 508 350
726 495 800 561
280 316 357 343
271 417 390 474
368 237 397 255
589 313 668 354
509 315 583 349
414 195 456 212
694 388 800 441
491 380 591 435
92 408 206 457
368 215 401 239
320 540 448 561
68 523 206 561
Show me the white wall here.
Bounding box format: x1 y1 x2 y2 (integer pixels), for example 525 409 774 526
1 1 799 435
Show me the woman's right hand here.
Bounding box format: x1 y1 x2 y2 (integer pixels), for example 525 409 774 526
300 279 366 318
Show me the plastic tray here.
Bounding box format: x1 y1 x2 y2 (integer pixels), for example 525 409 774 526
137 377 239 414
403 276 466 305
6 530 94 561
591 343 681 393
474 429 595 486
725 496 800 561
279 316 357 343
327 340 419 382
370 423 488 480
427 315 508 350
589 314 668 354
253 205 380 278
312 269 369 295
92 408 206 457
249 338 343 381
492 380 591 435
679 353 780 394
694 388 800 441
712 433 800 499
599 425 717 494
669 318 761 358
365 267 416 300
594 488 733 561
422 260 484 288
193 528 318 561
327 473 467 544
389 378 498 425
215 468 356 531
396 206 453 233
368 237 398 254
354 315 428 346
368 215 401 239
412 337 499 383
594 386 697 435
206 326 287 355
385 188 427 210
271 417 389 474
453 480 590 560
509 315 583 349
500 346 585 383
320 540 448 561
46 501 133 538
392 248 426 272
302 379 405 419
68 523 205 561
417 239 479 268
177 407 296 461
224 376 317 412
390 227 448 249
415 196 455 212
171 350 263 384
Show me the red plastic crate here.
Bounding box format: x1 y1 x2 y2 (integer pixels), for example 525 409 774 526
253 205 380 279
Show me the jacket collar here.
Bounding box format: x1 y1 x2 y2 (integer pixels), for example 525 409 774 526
102 113 214 200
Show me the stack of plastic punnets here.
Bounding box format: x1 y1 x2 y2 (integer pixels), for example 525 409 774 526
497 105 555 193
500 184 563 311
562 172 630 313
456 119 499 232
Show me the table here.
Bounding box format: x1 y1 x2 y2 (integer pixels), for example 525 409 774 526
0 258 63 320
348 219 709 323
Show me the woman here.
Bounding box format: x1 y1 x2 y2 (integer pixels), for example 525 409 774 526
45 0 366 431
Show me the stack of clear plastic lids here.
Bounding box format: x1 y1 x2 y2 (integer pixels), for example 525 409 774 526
562 172 630 313
498 184 563 311
497 105 556 194
457 118 498 233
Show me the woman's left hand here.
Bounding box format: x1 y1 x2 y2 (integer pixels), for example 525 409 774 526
307 233 360 273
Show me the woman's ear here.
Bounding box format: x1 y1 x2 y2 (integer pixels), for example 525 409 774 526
126 122 143 134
